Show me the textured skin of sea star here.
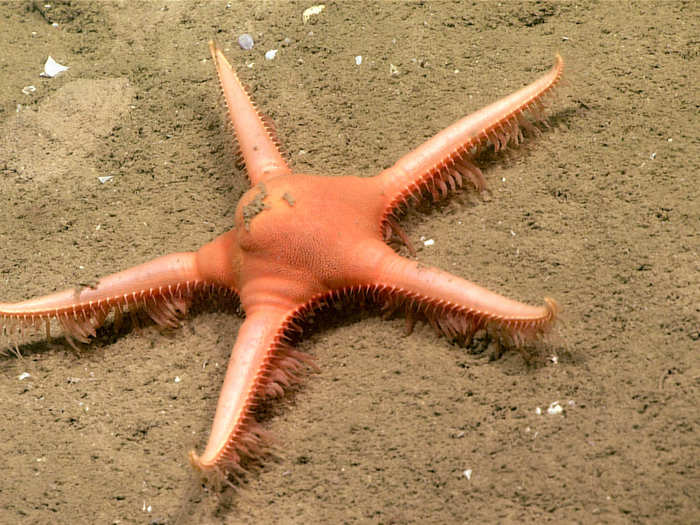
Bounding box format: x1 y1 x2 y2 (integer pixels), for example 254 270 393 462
1 42 563 482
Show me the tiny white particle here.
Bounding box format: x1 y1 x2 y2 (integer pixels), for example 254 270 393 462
302 5 325 24
18 372 31 381
547 401 563 415
238 33 254 51
650 152 656 160
265 49 278 60
548 355 558 364
22 85 36 95
667 138 672 142
510 230 516 236
501 177 506 182
423 238 435 246
355 55 362 66
463 469 472 480
174 376 181 383
98 176 113 184
79 265 84 269
40 56 69 77
52 22 58 28
535 406 542 415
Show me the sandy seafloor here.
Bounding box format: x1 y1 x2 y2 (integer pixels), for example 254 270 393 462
0 1 697 524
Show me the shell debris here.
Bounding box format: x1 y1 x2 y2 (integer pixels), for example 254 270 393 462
40 56 69 78
238 34 254 51
302 5 325 24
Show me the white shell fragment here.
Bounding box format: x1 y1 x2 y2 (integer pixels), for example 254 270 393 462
238 33 254 51
98 176 113 184
265 49 278 60
355 55 362 65
423 238 435 246
40 56 69 78
22 85 36 95
18 372 31 381
302 4 325 24
463 469 472 480
547 401 563 415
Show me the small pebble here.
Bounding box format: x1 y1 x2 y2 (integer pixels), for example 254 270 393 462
238 33 254 51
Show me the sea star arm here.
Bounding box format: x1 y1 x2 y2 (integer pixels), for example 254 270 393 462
334 242 557 346
189 303 314 479
376 55 563 227
374 250 557 344
0 252 215 349
209 41 291 186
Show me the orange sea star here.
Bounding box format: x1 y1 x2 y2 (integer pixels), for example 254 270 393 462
1 42 563 482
